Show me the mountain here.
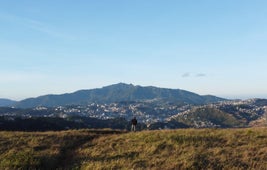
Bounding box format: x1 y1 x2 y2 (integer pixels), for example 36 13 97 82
14 83 226 108
0 98 16 107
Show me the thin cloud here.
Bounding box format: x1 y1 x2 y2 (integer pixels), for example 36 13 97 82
182 72 207 78
182 73 190 78
196 73 206 77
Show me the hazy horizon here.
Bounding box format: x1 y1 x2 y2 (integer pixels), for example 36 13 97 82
1 1 267 100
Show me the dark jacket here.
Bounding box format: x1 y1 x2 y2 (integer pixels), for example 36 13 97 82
131 118 137 125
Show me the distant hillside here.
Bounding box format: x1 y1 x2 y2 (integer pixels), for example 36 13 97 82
15 83 226 108
1 128 266 169
169 99 267 128
0 98 16 107
171 107 245 128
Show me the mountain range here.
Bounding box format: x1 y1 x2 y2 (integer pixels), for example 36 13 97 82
13 83 226 108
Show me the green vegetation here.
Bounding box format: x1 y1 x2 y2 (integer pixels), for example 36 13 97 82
0 128 267 169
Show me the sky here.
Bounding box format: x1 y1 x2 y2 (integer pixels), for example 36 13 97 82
0 0 267 100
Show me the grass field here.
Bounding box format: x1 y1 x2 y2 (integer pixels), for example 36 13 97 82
0 128 266 169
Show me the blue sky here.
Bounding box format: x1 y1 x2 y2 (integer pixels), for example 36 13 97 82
1 0 267 100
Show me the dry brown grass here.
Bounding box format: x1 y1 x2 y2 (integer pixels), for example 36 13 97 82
0 128 266 169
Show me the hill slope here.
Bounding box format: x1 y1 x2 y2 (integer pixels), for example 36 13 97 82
0 128 266 169
0 98 16 107
169 99 267 128
15 83 226 108
171 107 245 128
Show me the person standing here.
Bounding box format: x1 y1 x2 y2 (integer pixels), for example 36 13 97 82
131 117 137 132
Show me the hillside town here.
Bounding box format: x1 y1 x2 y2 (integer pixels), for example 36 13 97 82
38 102 192 124
1 99 266 129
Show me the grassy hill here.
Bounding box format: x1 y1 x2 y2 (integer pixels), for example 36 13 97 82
0 128 267 169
